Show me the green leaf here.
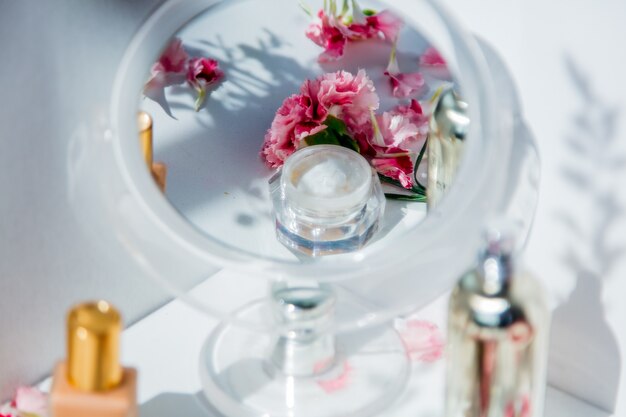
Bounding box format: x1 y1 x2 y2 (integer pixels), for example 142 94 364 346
305 129 341 147
324 115 349 135
378 174 426 195
305 116 360 153
363 8 376 16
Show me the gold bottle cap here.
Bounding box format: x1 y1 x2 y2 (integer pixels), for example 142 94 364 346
67 301 123 392
137 111 153 167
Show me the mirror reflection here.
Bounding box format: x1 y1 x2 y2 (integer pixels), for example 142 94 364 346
136 0 466 262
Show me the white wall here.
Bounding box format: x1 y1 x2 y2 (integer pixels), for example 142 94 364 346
0 0 173 400
437 0 626 413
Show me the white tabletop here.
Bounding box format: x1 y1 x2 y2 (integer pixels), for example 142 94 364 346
92 270 610 417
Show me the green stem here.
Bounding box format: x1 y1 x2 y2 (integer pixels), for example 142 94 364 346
378 174 426 195
298 0 313 16
413 139 428 189
384 193 427 202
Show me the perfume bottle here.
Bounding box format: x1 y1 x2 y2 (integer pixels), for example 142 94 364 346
445 229 549 417
50 301 138 417
427 89 469 208
138 111 167 192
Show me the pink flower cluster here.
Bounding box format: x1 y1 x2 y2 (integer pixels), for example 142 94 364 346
305 0 403 62
0 386 48 417
144 37 224 111
261 70 428 189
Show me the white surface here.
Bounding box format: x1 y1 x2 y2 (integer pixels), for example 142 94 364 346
114 282 607 416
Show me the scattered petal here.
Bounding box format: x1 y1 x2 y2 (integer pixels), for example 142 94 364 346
367 10 403 42
397 319 445 362
385 71 425 98
315 360 353 393
15 387 48 417
143 37 189 94
158 37 189 73
420 47 447 67
385 42 424 98
372 151 415 189
306 10 348 62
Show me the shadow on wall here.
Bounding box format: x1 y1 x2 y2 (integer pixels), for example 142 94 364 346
141 391 219 417
549 53 623 413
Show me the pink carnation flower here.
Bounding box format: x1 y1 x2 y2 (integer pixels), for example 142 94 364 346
187 57 224 111
385 44 424 98
144 37 189 94
420 47 447 67
315 69 379 132
306 10 347 63
261 70 379 168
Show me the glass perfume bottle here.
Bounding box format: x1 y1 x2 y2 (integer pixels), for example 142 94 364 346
445 229 549 417
427 89 469 208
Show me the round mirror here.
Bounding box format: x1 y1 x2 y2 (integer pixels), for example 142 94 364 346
108 0 539 415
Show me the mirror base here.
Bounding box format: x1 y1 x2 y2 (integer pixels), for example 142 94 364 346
199 299 409 417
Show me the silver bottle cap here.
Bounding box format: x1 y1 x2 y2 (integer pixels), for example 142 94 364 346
477 225 516 296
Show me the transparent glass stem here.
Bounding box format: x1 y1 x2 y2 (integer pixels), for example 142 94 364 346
269 282 337 377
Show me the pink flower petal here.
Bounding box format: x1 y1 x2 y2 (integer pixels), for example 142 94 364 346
397 320 445 362
373 99 428 152
159 37 189 73
367 10 403 42
261 94 308 168
14 386 48 417
261 70 379 169
371 151 415 188
143 37 189 96
315 361 352 394
390 99 429 147
316 69 379 130
306 10 348 62
385 71 424 98
420 47 447 67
